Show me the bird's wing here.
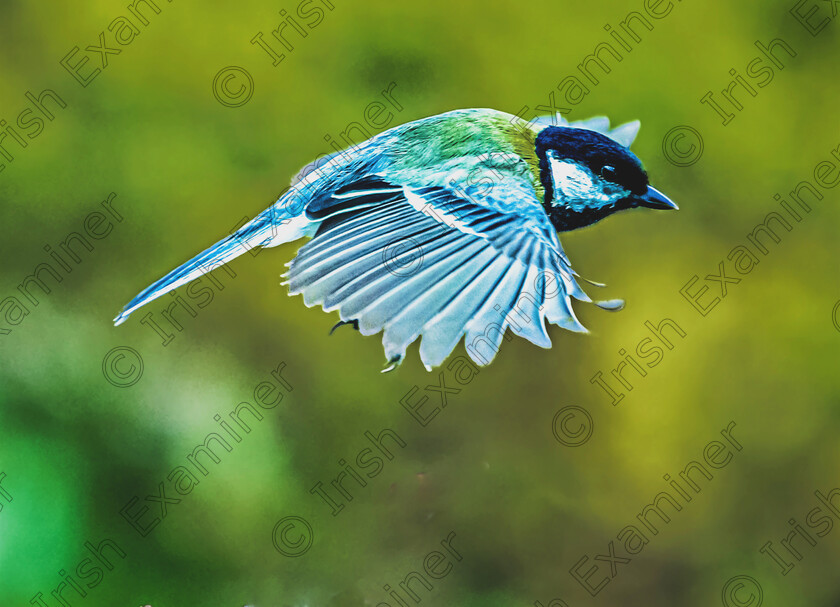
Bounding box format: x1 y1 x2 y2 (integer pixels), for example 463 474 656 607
285 161 619 370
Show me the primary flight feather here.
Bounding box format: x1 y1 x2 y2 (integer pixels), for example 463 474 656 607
113 108 678 371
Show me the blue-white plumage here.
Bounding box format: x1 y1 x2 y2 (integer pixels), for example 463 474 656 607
114 109 677 370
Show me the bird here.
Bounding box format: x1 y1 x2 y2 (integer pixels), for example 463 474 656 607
113 108 678 371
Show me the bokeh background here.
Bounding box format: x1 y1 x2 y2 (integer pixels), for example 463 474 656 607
1 0 839 605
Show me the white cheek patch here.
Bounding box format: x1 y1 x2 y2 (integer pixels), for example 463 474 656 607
548 155 625 210
548 157 597 203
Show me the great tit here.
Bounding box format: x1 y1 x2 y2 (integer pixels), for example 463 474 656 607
114 109 678 371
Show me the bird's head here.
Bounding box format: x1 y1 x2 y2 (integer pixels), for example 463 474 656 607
534 125 677 231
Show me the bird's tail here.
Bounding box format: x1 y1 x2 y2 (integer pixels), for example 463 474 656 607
113 201 311 326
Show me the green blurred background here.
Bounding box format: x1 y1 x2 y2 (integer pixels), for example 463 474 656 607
1 0 839 605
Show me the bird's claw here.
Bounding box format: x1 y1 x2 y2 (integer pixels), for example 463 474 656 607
329 319 359 335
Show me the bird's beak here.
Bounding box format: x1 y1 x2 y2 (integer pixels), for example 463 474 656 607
638 185 679 210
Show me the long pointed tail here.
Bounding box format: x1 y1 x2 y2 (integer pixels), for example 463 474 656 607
114 205 310 326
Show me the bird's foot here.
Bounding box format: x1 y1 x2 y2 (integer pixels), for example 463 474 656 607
329 319 360 335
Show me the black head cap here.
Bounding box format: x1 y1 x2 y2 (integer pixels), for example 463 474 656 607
534 126 649 205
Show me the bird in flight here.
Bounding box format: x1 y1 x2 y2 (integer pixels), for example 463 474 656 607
114 109 678 371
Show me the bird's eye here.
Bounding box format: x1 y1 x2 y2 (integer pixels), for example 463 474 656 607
600 165 617 179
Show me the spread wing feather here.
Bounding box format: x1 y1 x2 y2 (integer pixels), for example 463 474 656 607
286 180 592 369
